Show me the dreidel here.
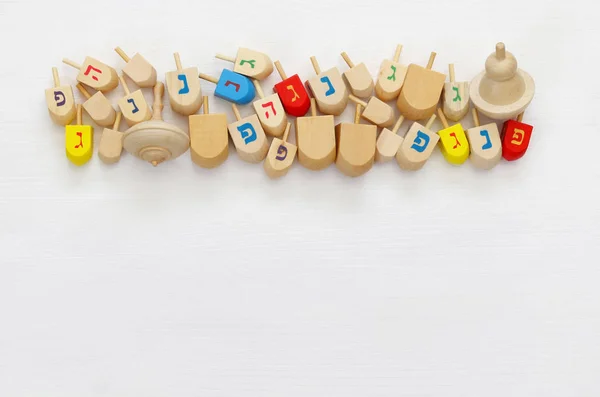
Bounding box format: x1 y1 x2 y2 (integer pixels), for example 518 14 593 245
396 114 439 171
62 56 118 93
189 96 229 169
466 108 502 170
199 70 255 105
442 64 470 122
114 46 157 88
341 51 374 98
46 67 76 125
117 74 151 127
98 111 124 165
348 95 394 128
76 83 116 127
295 98 336 171
65 104 93 166
227 104 269 163
215 48 273 80
306 56 349 116
264 123 297 179
252 79 287 138
397 52 446 120
165 53 203 116
501 112 533 161
376 115 405 163
437 108 470 166
375 44 408 102
335 103 377 177
273 61 310 117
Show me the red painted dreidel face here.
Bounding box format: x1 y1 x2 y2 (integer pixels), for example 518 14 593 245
502 114 533 161
273 61 310 117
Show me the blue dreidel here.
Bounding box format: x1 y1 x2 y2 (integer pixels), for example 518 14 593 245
199 70 255 105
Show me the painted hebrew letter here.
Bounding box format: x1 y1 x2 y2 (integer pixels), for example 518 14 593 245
286 85 300 102
240 59 256 69
74 132 84 149
387 65 397 82
54 91 66 106
177 74 189 94
450 132 461 149
511 129 525 146
237 123 257 145
410 131 430 153
84 65 102 81
480 129 492 150
452 86 462 102
261 101 276 119
276 144 288 161
320 76 335 96
225 80 240 92
127 98 139 114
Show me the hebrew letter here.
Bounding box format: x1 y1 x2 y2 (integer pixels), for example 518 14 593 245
387 65 397 81
127 98 139 114
225 80 240 92
286 85 300 102
237 122 257 145
452 86 462 102
410 131 430 153
320 76 335 96
511 129 525 146
74 132 84 149
449 132 461 149
261 101 276 119
54 91 66 106
480 129 492 150
177 74 189 94
276 144 288 161
240 59 256 69
84 65 102 81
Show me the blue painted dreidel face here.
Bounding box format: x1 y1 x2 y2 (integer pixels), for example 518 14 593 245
215 69 256 105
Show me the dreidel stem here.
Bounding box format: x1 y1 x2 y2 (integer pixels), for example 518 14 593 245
310 98 317 117
274 61 288 80
253 79 264 99
517 112 524 122
354 104 362 124
310 56 321 75
472 108 481 127
341 52 355 68
76 83 92 100
437 108 450 129
203 96 209 115
63 58 82 70
282 123 291 143
198 73 219 84
348 94 368 108
392 115 405 134
152 83 165 121
52 67 60 87
76 104 83 125
115 47 130 62
215 53 236 63
232 104 242 121
119 74 130 95
449 64 455 83
426 52 437 70
393 45 403 62
425 114 437 129
174 52 183 71
113 111 122 131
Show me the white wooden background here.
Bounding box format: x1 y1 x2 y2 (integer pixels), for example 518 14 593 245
1 0 599 396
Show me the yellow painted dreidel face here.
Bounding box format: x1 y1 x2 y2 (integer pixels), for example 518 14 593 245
443 64 470 122
375 45 408 102
306 56 349 116
63 57 118 93
76 83 116 128
264 123 297 179
252 80 287 138
227 104 269 164
335 103 377 177
115 47 157 88
216 48 274 81
341 52 374 98
376 115 405 163
165 52 202 116
65 105 93 166
466 108 502 170
295 98 336 171
46 67 76 125
117 75 151 127
99 112 124 165
189 97 229 169
436 108 469 165
349 95 394 128
396 114 439 171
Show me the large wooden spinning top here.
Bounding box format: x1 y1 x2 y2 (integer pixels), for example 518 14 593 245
470 42 535 120
122 82 189 166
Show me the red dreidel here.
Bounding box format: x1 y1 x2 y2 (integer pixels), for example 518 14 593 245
501 112 533 161
273 61 310 117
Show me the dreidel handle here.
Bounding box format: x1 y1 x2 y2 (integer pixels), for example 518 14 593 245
76 83 92 100
392 115 405 134
215 53 236 63
232 104 242 121
517 112 524 122
63 58 82 70
274 61 288 80
354 103 362 124
113 111 122 131
203 96 209 115
426 52 437 70
198 73 219 84
115 47 131 63
393 45 403 62
310 56 321 75
52 67 60 87
348 94 368 108
76 103 83 125
310 98 318 117
253 79 264 99
119 74 130 95
341 52 355 68
472 108 480 127
425 114 437 129
449 64 455 83
282 123 291 143
437 108 449 129
174 52 183 71
152 82 165 121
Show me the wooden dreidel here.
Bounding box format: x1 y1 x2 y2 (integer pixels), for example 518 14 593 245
335 103 377 177
341 52 374 98
117 74 151 127
442 64 470 122
397 52 446 120
122 83 190 167
98 112 124 165
76 83 116 127
252 79 287 138
46 67 76 125
306 56 348 116
348 95 394 128
470 43 535 120
65 104 93 166
376 115 405 163
436 108 470 165
501 112 533 161
165 52 202 116
227 104 269 163
273 61 310 117
199 70 255 105
263 123 297 179
295 98 336 171
114 46 157 88
466 108 502 170
189 96 229 169
215 48 273 80
375 45 408 102
396 114 439 171
62 56 118 93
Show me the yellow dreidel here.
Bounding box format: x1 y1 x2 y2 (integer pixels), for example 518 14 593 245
76 83 116 127
65 104 93 166
335 103 377 177
215 48 274 80
437 108 470 165
375 44 408 102
376 115 405 163
264 122 297 179
117 74 151 127
466 108 502 170
165 52 203 116
295 98 336 171
442 64 470 122
46 67 76 126
114 46 157 88
228 104 269 163
341 51 374 98
98 111 124 165
62 56 118 93
189 96 229 169
252 79 287 138
348 95 394 128
396 114 438 171
306 56 349 116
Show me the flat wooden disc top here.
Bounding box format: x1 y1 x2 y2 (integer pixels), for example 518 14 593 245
123 120 189 166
